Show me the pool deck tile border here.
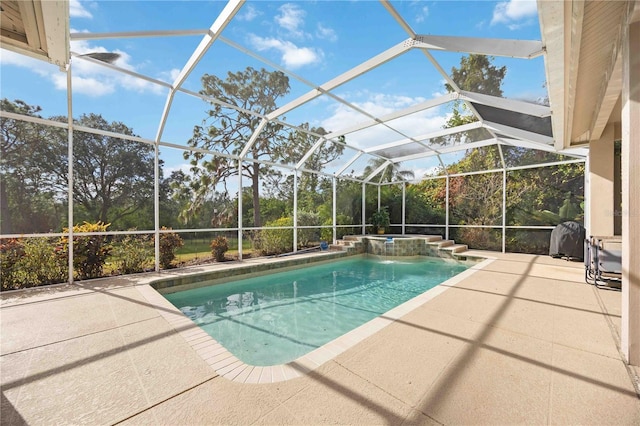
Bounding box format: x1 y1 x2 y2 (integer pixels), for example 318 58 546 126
142 254 496 384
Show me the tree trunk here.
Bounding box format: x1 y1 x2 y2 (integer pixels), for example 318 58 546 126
252 162 261 227
0 177 12 234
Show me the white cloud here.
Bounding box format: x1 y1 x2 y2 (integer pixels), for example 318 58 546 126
320 92 448 150
69 0 93 19
1 36 170 97
316 23 337 42
415 6 429 23
237 5 259 22
491 0 537 27
275 3 306 38
248 35 322 69
159 68 182 83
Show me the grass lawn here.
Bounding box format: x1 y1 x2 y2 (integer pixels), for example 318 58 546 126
175 237 254 262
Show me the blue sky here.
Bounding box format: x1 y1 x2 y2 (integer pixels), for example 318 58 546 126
1 0 545 178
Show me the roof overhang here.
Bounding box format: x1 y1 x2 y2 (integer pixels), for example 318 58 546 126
0 0 70 69
539 0 640 150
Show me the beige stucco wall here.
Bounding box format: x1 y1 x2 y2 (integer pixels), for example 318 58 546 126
588 123 615 237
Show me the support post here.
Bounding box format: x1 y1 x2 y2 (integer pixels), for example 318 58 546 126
66 65 74 284
621 18 640 366
402 182 406 235
293 171 298 253
237 159 243 260
502 169 506 253
362 183 366 235
332 177 337 243
154 144 160 272
445 175 450 240
588 123 615 236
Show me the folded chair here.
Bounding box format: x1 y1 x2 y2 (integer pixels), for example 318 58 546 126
585 236 622 290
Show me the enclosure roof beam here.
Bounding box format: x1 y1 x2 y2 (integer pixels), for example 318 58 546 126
266 41 411 121
240 118 268 159
364 161 392 183
414 35 544 59
392 138 498 162
380 0 416 37
483 121 554 145
155 0 244 143
70 29 209 40
323 93 457 140
364 121 483 154
71 52 173 89
459 91 551 117
497 137 558 154
295 137 327 170
336 152 363 177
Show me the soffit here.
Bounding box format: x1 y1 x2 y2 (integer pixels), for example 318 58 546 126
0 0 69 68
540 0 635 149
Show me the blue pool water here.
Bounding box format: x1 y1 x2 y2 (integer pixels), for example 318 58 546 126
165 256 469 366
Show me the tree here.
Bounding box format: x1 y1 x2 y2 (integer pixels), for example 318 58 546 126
184 67 291 227
445 54 506 129
362 157 415 183
72 114 155 228
0 99 66 233
281 124 344 212
1 99 159 232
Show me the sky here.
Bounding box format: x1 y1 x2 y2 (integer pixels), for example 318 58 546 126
0 0 545 178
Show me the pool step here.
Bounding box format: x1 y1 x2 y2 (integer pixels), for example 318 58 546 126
440 244 469 254
422 235 444 242
428 239 454 248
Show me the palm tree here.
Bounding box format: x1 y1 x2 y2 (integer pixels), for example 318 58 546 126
362 158 415 183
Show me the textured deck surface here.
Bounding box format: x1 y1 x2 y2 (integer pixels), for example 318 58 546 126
2 252 639 425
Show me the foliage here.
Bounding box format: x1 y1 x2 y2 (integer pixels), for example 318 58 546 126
184 67 291 227
159 227 184 269
210 236 229 262
370 207 390 233
362 158 415 183
440 54 506 140
0 239 25 289
72 114 155 228
445 54 506 96
297 211 321 248
258 217 293 255
404 185 445 225
0 99 160 234
0 99 66 234
0 238 67 290
455 228 502 251
111 235 153 274
507 164 584 226
59 222 111 280
335 179 362 225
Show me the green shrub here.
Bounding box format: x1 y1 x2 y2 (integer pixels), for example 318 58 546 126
1 239 26 290
320 219 334 242
210 236 229 262
159 227 183 269
112 235 153 274
19 238 67 286
1 238 67 291
319 214 356 242
297 211 320 248
259 217 293 255
59 222 111 280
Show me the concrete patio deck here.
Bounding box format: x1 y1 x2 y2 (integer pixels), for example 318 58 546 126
1 252 639 425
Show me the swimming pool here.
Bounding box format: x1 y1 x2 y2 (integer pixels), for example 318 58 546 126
165 256 469 366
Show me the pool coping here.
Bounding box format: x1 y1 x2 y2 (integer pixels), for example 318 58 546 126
141 253 496 384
